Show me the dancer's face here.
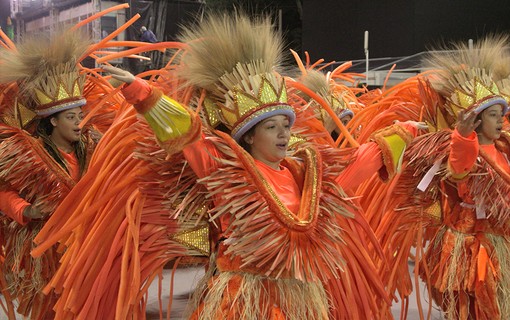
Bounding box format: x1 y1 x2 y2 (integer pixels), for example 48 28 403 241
243 115 291 169
50 107 84 144
477 104 504 145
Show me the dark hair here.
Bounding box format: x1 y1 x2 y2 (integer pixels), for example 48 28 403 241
35 111 87 175
330 129 339 141
474 111 483 133
239 124 257 152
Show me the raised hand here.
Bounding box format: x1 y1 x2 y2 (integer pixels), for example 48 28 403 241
404 120 428 131
101 65 136 84
23 205 43 220
456 109 481 137
394 120 429 131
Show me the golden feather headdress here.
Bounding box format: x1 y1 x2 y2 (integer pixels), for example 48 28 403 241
422 34 510 126
0 29 90 118
299 69 354 123
177 13 295 141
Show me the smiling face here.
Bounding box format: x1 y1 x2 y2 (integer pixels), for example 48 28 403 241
50 107 84 146
242 114 291 169
476 104 504 145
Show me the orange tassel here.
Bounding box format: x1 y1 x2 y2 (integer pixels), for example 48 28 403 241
478 245 489 282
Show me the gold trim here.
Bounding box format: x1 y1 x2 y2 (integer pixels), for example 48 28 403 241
252 147 319 227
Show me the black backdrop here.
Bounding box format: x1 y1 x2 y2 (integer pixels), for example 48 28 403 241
302 0 510 61
126 0 203 73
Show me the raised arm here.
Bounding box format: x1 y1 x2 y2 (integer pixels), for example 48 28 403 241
103 65 224 177
448 109 480 179
103 65 202 155
336 121 426 190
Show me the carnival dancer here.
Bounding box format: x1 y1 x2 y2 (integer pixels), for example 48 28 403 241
286 52 360 148
363 35 510 319
285 53 402 319
33 13 424 319
0 29 103 319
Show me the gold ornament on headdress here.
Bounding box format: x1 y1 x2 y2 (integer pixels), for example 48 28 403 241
423 34 510 128
0 28 90 119
203 73 289 136
447 72 510 115
177 13 295 140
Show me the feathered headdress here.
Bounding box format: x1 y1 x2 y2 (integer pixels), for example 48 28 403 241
177 13 295 141
422 34 510 126
298 69 354 126
0 29 90 118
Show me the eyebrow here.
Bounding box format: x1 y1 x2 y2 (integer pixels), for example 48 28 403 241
261 118 289 124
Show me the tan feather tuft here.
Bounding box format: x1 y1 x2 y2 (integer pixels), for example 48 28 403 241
0 28 91 101
299 69 330 97
177 13 284 99
422 34 510 96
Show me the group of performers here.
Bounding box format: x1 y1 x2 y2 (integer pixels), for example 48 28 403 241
0 7 509 320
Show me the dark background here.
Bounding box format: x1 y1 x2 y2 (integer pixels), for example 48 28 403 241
0 0 9 32
302 0 510 61
3 0 510 63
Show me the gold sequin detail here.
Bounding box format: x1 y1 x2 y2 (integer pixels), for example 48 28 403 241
171 223 210 256
424 201 442 219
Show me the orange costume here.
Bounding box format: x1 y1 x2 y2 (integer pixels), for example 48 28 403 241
0 27 120 319
0 124 95 319
31 14 420 320
0 148 81 224
361 35 510 320
421 128 510 320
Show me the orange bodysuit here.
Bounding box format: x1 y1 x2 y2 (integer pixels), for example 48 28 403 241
421 129 510 320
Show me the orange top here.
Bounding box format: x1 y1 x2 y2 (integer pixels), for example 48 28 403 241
449 129 479 175
448 128 510 210
449 128 510 175
0 149 80 225
254 159 301 214
0 189 30 224
59 149 80 182
480 144 510 174
183 135 383 230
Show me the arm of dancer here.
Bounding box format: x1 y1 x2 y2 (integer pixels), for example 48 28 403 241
0 189 40 224
336 121 423 189
104 65 202 153
448 110 480 180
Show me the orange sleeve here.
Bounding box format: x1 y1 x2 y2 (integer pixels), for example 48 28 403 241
121 78 152 107
449 128 478 176
182 135 220 179
0 189 30 225
182 136 229 234
335 142 383 191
